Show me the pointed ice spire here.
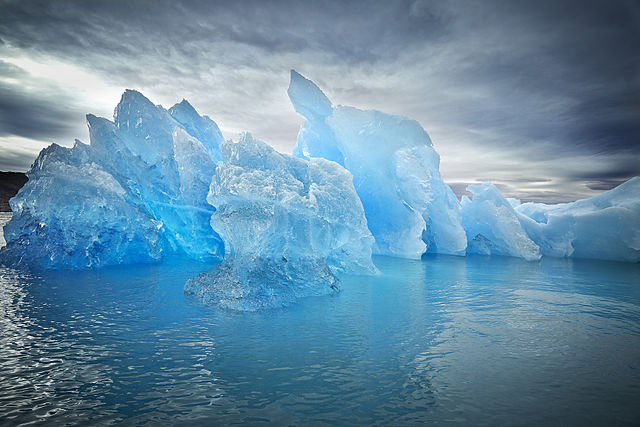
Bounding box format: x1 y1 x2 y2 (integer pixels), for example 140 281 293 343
169 99 224 163
113 90 158 126
287 70 333 119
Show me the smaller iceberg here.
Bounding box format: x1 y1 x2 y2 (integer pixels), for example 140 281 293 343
185 133 376 311
461 183 541 261
514 177 640 262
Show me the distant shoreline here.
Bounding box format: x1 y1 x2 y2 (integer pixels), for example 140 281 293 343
0 172 28 212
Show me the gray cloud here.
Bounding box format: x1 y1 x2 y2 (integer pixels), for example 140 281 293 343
0 139 49 171
569 160 640 182
0 82 80 140
585 180 628 191
0 59 22 77
0 0 638 202
0 1 451 63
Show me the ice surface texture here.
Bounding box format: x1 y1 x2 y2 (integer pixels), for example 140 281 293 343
288 70 467 259
0 91 224 268
514 177 640 262
185 133 376 310
461 183 541 261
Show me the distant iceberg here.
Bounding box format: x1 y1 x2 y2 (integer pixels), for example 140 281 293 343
185 133 376 310
461 183 541 261
514 177 640 263
0 91 224 268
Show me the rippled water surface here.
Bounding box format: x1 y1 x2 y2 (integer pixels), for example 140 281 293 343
1 220 639 425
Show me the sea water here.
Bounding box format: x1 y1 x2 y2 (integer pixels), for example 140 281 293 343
1 216 639 425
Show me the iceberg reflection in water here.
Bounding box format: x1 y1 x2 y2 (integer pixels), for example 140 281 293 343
0 251 639 425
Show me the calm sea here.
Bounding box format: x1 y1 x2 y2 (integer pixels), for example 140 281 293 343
1 216 639 425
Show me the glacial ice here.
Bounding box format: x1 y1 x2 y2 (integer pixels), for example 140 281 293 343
184 133 376 310
1 141 168 268
1 72 638 279
168 99 225 164
0 90 224 268
288 70 467 259
461 183 541 261
514 177 640 262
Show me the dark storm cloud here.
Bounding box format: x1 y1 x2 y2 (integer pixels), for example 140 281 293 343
0 82 79 140
584 180 629 191
0 0 450 65
569 160 640 182
422 0 640 155
0 0 638 201
0 143 41 171
0 59 22 78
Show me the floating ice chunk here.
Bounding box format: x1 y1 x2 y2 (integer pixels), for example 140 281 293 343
515 177 640 262
0 91 224 268
461 183 541 261
185 133 376 311
288 70 466 259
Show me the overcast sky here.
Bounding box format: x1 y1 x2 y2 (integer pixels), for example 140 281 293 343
0 0 638 202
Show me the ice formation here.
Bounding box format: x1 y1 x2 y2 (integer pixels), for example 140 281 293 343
1 72 638 278
461 183 541 261
0 91 224 268
185 133 376 310
288 70 467 259
514 177 640 262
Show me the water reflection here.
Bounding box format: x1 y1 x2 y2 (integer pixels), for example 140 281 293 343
0 254 638 425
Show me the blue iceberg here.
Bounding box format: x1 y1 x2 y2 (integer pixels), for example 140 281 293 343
185 133 376 311
514 177 640 262
0 90 224 268
461 183 541 261
1 73 638 278
288 70 467 259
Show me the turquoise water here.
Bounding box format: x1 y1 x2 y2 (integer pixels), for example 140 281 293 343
1 237 639 424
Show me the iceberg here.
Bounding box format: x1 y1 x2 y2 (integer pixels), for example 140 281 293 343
514 177 640 262
288 70 466 259
461 183 541 261
2 73 638 276
185 133 376 311
1 141 168 268
0 90 224 268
